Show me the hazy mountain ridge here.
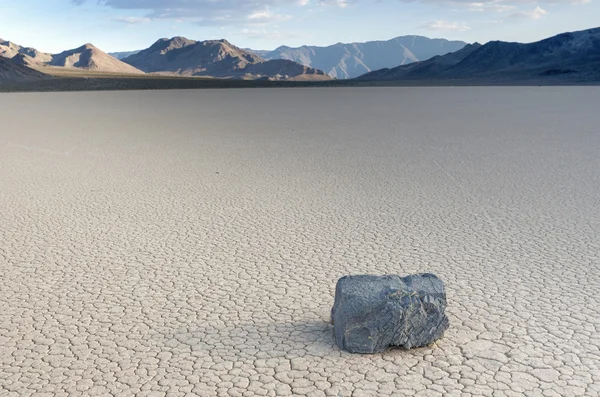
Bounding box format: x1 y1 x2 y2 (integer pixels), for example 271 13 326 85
358 28 600 82
122 37 330 80
251 36 467 79
109 50 141 60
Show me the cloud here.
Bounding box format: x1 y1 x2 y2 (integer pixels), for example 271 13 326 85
112 16 152 24
464 2 516 12
510 6 548 19
73 0 280 21
72 0 336 19
72 0 583 26
446 0 584 4
247 10 293 24
331 0 349 7
241 28 297 40
422 20 471 31
475 19 504 24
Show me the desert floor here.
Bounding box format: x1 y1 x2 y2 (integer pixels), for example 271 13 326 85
1 87 599 397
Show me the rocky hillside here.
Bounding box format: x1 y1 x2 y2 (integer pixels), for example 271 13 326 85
48 44 144 74
0 56 48 82
1 40 144 75
358 27 600 83
122 37 330 80
0 39 52 63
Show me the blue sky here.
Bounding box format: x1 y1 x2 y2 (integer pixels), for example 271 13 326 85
0 0 598 53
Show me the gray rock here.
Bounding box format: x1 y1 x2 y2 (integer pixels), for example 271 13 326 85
331 274 449 354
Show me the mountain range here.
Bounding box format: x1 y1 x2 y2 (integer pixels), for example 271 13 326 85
120 37 330 80
0 39 53 64
1 37 331 81
1 39 143 74
248 36 467 79
2 27 599 86
110 36 467 80
358 27 600 83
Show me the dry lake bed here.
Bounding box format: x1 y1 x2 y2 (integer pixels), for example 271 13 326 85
1 87 599 397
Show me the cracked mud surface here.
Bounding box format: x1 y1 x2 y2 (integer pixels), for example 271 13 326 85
1 87 599 396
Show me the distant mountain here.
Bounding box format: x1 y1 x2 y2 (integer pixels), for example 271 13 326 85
250 36 467 79
358 43 482 80
0 56 48 82
48 44 144 74
358 27 600 83
109 50 141 60
243 48 271 58
122 37 331 80
1 39 144 75
0 39 52 63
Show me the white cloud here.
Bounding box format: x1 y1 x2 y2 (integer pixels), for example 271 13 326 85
465 2 516 12
510 6 548 19
73 0 584 26
448 0 585 4
332 0 349 7
422 20 471 32
112 16 152 24
75 0 285 22
475 19 504 24
247 10 292 24
241 28 296 40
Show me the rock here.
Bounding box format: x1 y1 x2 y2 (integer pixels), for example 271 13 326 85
331 274 449 354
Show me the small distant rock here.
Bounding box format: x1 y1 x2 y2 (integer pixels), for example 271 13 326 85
331 274 449 354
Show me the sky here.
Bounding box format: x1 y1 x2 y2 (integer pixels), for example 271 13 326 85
0 0 598 53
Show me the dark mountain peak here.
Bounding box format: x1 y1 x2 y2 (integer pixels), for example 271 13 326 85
166 36 196 47
358 26 600 83
169 36 193 42
201 39 228 46
152 37 170 45
119 37 328 80
145 36 196 53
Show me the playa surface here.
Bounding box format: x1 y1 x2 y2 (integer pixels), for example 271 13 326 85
1 87 599 397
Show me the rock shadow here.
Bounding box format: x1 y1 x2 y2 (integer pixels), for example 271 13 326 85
169 320 337 361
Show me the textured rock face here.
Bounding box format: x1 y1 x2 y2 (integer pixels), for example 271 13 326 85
331 274 449 354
